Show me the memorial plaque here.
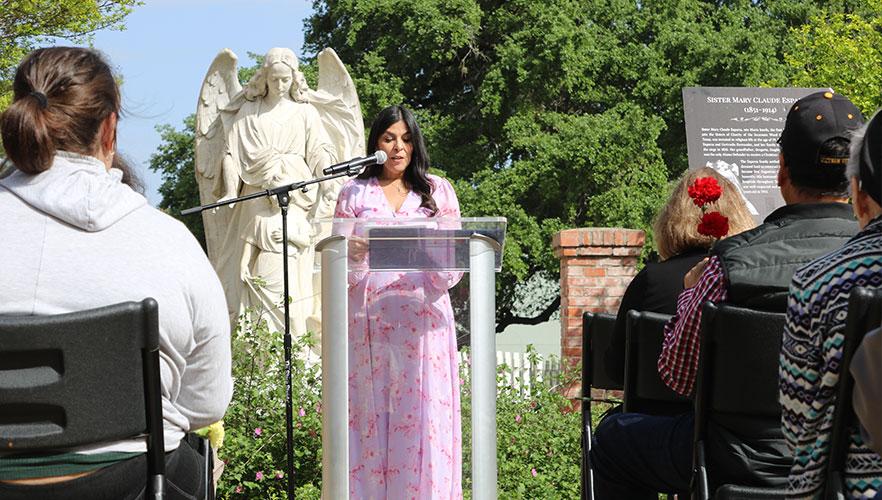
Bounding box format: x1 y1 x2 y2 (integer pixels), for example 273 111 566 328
682 86 830 222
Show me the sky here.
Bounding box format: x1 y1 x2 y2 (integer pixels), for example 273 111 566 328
75 0 315 206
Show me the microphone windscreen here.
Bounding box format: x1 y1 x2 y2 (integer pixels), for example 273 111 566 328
375 150 388 163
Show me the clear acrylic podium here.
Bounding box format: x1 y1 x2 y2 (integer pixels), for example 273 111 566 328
313 217 505 499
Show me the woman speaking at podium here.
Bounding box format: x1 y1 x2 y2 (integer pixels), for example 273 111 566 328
333 105 464 499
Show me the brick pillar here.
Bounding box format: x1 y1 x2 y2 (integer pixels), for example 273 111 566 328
552 228 645 401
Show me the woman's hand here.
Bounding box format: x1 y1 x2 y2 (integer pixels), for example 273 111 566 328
684 257 709 289
348 236 368 263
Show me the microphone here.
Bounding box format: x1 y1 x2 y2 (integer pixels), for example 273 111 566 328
323 151 387 176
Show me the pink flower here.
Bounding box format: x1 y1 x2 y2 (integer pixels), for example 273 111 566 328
254 427 262 436
298 408 306 417
515 414 521 423
531 401 536 407
531 468 538 477
276 471 284 479
236 486 243 493
256 471 264 481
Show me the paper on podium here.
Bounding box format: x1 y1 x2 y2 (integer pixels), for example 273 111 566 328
313 217 506 272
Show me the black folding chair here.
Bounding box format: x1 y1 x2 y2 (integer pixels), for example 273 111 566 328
581 311 624 500
623 310 692 416
0 299 167 499
825 287 882 499
692 302 790 500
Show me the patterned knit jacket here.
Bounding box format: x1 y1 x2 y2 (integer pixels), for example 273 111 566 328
780 214 882 500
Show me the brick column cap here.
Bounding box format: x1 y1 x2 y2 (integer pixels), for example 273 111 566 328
552 228 645 257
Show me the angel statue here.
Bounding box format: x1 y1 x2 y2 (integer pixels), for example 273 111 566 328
194 47 364 362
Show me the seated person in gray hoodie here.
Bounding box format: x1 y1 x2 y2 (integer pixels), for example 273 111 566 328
0 47 232 500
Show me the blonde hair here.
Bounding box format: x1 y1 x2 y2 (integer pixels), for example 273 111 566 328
653 167 757 260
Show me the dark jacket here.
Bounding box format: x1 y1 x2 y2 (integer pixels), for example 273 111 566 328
714 202 858 310
604 248 707 385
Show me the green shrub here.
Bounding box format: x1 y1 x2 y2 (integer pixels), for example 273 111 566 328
460 346 582 499
218 319 589 499
217 309 322 499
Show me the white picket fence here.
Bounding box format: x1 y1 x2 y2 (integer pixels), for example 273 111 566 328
459 350 561 394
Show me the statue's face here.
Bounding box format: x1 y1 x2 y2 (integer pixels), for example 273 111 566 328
267 62 294 98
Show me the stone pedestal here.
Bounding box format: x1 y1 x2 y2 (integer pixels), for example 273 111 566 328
552 228 645 402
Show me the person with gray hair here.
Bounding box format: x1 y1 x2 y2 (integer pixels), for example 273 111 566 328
779 109 882 499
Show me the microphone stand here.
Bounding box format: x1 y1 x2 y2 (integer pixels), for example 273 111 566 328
182 166 361 500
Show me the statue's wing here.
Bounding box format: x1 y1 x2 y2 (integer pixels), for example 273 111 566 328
195 48 242 261
309 48 364 218
309 48 365 223
195 48 241 185
312 47 365 161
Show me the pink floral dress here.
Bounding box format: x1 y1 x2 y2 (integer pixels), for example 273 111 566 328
334 174 463 500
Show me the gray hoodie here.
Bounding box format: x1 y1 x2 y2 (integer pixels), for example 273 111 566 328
0 152 232 453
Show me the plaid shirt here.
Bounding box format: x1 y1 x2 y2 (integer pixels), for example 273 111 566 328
657 255 728 396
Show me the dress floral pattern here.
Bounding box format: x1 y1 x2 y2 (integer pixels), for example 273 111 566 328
334 174 464 500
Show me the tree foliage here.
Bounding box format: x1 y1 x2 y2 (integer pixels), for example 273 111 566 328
0 0 140 109
302 0 856 327
149 115 204 247
772 0 882 116
150 0 869 328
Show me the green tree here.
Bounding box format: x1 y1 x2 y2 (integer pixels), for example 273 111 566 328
151 0 865 329
772 0 882 116
149 115 204 247
302 0 853 328
0 0 140 109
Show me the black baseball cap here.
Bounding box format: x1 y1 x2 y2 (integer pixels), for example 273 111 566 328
778 91 863 170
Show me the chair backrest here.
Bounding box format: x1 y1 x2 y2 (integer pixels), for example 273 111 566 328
693 302 789 497
0 299 165 494
623 310 692 416
582 311 623 395
694 302 786 430
826 287 882 496
581 311 620 500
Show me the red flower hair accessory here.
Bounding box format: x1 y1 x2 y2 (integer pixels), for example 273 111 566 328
688 175 730 252
688 177 723 207
697 212 729 239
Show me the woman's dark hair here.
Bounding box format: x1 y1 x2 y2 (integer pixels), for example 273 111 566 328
358 105 438 215
0 47 120 175
114 152 145 194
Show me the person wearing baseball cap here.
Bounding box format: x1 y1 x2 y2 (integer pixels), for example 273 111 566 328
781 108 882 500
590 91 864 499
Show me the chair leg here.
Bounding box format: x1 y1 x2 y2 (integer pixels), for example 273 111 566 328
586 422 595 500
693 440 709 500
582 419 594 500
